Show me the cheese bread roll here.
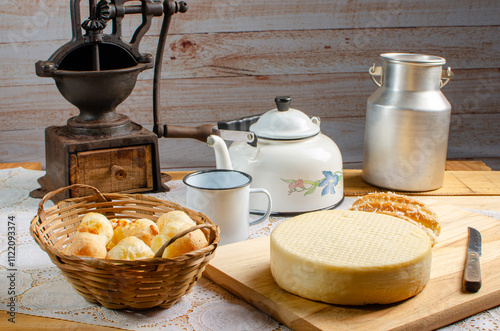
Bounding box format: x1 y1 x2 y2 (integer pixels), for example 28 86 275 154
77 212 113 245
151 211 208 258
106 236 154 260
107 218 159 250
62 232 107 259
156 210 195 232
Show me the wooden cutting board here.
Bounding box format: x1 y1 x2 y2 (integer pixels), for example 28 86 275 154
203 204 500 330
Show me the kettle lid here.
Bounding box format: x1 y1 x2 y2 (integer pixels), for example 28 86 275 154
250 96 320 140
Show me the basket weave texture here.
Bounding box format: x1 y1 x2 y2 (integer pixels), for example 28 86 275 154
30 184 220 310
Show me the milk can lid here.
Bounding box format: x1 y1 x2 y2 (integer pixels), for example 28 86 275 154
381 53 446 65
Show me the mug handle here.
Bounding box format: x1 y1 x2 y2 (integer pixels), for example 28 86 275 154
249 188 272 226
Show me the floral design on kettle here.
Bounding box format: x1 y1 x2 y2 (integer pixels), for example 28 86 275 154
282 171 343 196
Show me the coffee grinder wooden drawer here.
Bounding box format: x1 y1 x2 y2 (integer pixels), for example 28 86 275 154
69 145 154 197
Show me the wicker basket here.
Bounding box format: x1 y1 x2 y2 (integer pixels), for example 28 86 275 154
30 184 220 310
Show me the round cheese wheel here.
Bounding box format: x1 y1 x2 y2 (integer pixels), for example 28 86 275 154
270 210 432 305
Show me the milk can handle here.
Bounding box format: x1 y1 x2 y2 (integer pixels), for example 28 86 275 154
369 64 383 87
440 67 454 88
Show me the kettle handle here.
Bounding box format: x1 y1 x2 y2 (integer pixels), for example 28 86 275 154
369 64 383 87
440 67 454 89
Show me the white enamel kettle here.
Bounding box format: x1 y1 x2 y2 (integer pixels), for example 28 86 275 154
208 96 343 214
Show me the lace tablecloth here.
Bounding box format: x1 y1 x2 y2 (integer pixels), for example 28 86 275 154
0 167 499 330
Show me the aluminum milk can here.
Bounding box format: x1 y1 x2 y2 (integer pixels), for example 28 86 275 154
362 53 454 191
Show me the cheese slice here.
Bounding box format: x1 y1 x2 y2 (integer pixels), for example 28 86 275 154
270 210 432 305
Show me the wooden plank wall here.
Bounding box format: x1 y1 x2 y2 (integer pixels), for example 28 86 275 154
1 0 499 170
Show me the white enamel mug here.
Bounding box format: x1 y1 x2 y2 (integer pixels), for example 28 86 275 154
183 170 272 245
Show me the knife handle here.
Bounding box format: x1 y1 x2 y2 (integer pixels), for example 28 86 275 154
463 251 482 292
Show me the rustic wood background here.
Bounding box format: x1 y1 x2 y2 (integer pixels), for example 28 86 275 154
1 0 499 170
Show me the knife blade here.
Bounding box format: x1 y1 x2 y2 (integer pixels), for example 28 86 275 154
463 227 482 292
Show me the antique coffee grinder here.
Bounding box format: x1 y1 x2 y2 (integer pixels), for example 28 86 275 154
31 0 211 200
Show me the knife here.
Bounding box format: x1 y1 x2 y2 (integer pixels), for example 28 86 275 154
463 227 482 292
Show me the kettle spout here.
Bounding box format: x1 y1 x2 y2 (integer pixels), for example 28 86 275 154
207 135 233 170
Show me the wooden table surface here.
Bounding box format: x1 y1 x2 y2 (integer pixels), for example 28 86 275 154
0 162 42 171
0 160 497 331
164 160 492 181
